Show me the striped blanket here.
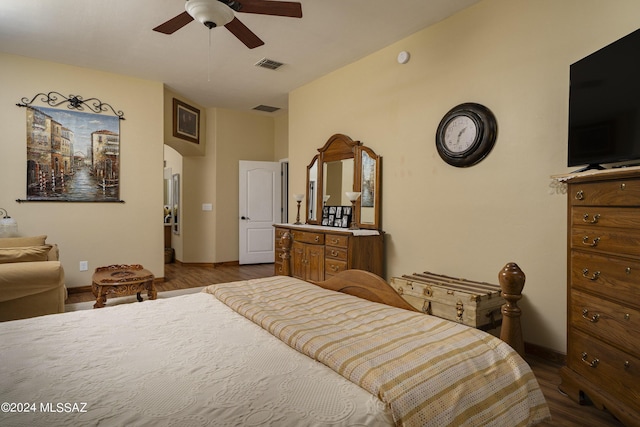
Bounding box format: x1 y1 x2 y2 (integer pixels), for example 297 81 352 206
207 276 550 427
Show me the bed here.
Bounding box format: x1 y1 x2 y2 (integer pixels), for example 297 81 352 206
0 269 550 427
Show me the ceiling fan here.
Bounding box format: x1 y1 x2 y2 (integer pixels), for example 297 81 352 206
153 0 303 49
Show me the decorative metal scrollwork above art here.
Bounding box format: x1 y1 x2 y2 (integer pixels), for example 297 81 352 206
16 91 125 120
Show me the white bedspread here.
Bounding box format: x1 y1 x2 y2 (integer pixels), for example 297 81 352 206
0 292 394 427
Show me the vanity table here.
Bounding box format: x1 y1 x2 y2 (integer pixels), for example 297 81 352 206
275 134 384 280
274 224 384 281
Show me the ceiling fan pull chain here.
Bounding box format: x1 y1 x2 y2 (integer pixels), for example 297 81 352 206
208 29 213 82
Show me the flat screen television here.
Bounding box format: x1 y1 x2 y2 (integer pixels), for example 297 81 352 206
568 28 640 170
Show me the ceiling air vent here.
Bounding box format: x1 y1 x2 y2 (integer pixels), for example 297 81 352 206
255 58 284 70
253 105 281 113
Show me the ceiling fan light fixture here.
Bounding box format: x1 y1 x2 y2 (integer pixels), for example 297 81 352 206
185 0 234 28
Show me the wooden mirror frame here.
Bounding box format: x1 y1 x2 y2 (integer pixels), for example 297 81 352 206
306 155 319 223
306 133 381 230
355 144 382 230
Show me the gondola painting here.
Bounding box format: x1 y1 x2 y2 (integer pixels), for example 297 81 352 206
25 106 121 202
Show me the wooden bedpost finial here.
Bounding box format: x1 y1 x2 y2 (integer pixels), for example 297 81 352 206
498 262 525 357
280 231 292 277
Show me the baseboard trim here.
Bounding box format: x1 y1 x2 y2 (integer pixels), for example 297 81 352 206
170 260 239 268
214 260 240 268
524 341 566 365
172 260 215 268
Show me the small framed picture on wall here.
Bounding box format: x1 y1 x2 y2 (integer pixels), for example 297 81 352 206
173 98 199 144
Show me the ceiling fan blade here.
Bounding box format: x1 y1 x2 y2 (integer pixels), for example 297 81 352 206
225 17 265 49
238 0 302 18
153 11 194 34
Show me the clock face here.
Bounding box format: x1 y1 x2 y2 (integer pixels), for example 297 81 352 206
443 115 478 154
435 103 498 167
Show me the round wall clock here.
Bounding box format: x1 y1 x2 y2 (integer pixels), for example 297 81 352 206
435 102 498 167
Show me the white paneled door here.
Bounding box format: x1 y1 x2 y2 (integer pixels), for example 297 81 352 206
239 161 281 264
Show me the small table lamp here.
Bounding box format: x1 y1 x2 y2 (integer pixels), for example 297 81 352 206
293 194 304 225
345 192 361 230
0 208 18 237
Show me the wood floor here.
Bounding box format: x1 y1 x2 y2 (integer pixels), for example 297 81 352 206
66 262 624 426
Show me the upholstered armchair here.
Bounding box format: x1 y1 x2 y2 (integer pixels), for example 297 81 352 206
0 235 66 321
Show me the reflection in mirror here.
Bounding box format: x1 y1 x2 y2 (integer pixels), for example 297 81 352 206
172 173 180 235
307 157 318 221
164 167 173 224
324 159 354 206
163 181 172 224
360 150 376 225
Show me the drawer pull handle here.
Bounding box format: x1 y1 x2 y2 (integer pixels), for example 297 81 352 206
331 238 339 244
581 352 599 368
582 213 600 224
582 269 600 280
330 264 340 272
624 361 631 369
575 190 584 200
314 236 320 242
582 309 600 323
621 183 626 190
582 236 600 247
625 313 631 321
626 267 632 275
330 250 339 257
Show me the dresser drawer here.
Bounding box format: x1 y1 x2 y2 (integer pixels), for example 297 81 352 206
325 246 347 261
325 259 347 276
570 226 640 257
571 251 639 303
291 230 325 245
568 329 640 412
570 290 640 355
326 234 349 248
274 259 285 275
570 178 640 206
571 206 640 229
275 227 290 248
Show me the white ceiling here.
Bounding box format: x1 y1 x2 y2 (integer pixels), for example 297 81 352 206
0 0 480 114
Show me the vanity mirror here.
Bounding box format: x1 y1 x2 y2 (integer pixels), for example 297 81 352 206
306 134 381 230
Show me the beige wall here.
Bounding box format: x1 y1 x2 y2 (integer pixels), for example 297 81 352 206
162 94 277 264
165 105 276 264
274 114 289 161
289 0 640 353
214 109 275 262
0 53 165 288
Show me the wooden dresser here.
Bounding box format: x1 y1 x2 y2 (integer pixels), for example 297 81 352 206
559 168 640 426
274 224 384 282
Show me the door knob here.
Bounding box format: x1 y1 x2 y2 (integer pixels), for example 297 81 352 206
241 216 250 220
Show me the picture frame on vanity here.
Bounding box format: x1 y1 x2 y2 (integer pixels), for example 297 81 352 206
322 206 351 228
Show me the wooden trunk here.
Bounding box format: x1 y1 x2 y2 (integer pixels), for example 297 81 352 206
390 271 504 330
